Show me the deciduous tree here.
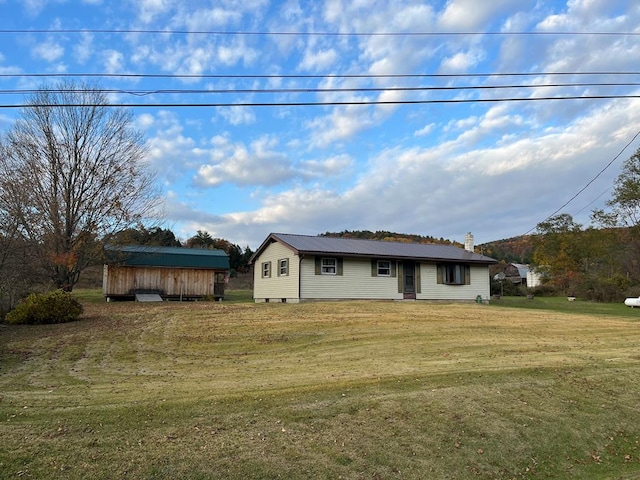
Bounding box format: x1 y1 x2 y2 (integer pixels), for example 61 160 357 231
0 82 159 291
533 213 584 293
592 147 640 282
595 147 640 228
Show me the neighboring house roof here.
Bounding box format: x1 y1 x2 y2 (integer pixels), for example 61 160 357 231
511 263 530 278
250 233 497 264
104 245 230 269
495 263 530 280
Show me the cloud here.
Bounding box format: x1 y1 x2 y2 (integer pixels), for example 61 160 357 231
437 0 529 30
415 123 436 137
217 106 257 126
306 104 376 147
298 154 354 179
439 49 485 72
135 0 173 23
20 0 50 16
299 48 338 71
103 49 125 73
31 39 64 62
195 135 294 187
73 32 94 64
144 111 204 181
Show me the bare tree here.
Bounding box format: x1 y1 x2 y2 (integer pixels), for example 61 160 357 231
0 138 38 312
0 82 159 291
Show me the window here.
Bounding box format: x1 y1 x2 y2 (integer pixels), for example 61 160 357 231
371 259 396 277
262 261 271 278
278 258 289 276
438 264 470 285
321 257 337 275
377 260 391 276
315 256 343 275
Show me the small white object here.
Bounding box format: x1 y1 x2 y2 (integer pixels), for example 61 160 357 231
624 297 640 307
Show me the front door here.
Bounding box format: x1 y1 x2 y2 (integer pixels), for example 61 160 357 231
403 261 416 299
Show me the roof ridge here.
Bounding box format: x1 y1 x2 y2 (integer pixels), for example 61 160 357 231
277 232 450 247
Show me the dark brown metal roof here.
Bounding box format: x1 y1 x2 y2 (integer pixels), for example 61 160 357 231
251 233 497 264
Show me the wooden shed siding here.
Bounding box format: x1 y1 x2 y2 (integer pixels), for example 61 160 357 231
417 263 490 300
300 257 403 300
103 265 221 296
253 241 299 300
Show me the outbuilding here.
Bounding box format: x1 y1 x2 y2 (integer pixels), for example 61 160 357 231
103 245 229 301
250 233 497 303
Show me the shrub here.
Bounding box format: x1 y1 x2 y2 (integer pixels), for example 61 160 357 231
5 290 83 325
530 283 559 297
575 274 632 303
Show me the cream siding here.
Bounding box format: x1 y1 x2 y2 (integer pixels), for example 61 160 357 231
300 257 403 300
417 263 490 301
253 241 300 302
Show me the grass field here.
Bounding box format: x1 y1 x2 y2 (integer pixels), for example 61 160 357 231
2 296 640 479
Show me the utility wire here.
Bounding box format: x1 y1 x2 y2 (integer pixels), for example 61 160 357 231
525 129 640 235
1 94 640 109
2 71 639 80
0 28 637 37
1 82 638 97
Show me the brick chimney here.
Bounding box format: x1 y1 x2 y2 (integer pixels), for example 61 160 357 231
464 232 474 252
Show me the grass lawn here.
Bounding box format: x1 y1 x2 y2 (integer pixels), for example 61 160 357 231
492 294 640 318
2 299 640 479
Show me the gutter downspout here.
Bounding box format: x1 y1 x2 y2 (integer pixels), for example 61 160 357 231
299 254 304 301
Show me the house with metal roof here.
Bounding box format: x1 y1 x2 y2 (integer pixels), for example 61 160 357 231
103 245 229 301
249 233 497 303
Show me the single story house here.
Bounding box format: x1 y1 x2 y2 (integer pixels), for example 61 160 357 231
103 245 229 301
250 233 497 303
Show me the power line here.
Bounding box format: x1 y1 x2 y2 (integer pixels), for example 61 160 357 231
1 94 639 109
2 71 639 80
1 82 638 97
525 129 640 235
0 28 637 37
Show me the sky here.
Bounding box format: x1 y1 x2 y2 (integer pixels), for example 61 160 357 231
0 0 639 249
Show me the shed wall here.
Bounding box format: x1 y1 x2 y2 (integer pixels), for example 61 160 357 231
103 265 222 297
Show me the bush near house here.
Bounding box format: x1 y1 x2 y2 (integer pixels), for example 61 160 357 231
4 290 83 325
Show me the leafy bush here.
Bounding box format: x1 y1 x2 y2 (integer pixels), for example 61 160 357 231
491 278 525 296
530 283 560 297
5 290 83 325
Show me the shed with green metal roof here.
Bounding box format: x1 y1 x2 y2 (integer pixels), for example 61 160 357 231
103 245 229 301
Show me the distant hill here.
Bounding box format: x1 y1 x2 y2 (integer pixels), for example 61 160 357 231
478 235 536 264
320 230 536 264
319 230 460 246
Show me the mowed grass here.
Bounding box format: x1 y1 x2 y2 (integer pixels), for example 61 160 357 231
2 300 640 479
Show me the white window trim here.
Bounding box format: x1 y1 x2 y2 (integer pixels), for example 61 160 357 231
377 260 391 277
278 258 289 276
262 261 271 278
321 257 337 275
